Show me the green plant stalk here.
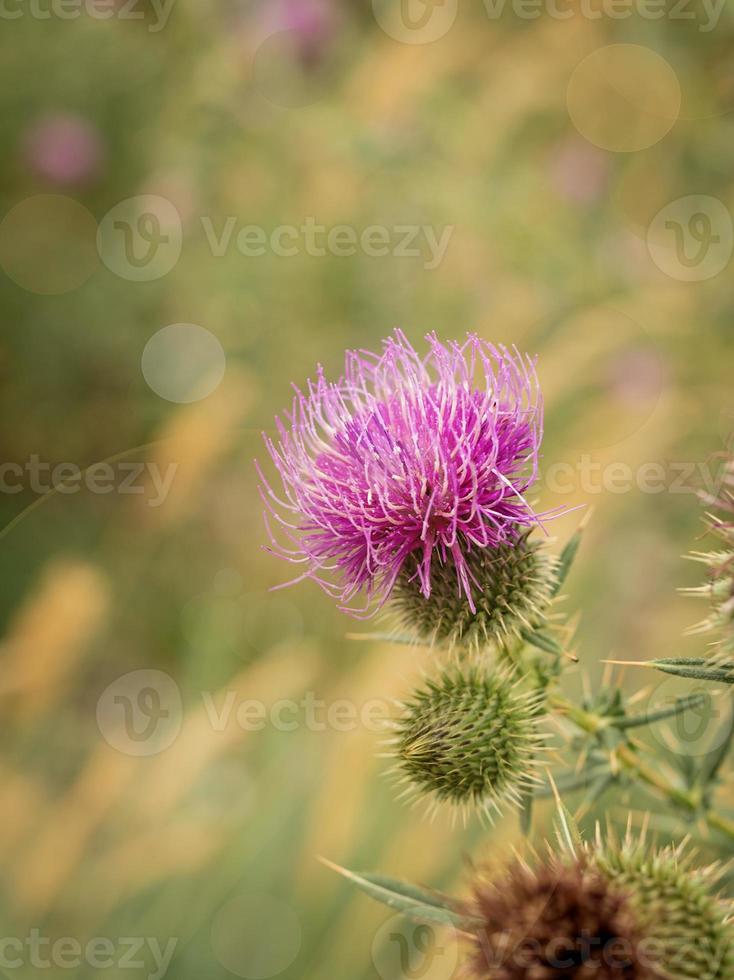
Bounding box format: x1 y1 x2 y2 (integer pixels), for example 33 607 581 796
549 693 734 845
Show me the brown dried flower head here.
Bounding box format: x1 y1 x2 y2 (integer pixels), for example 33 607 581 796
467 856 659 979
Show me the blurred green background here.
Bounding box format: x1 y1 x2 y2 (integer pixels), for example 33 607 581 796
1 0 734 977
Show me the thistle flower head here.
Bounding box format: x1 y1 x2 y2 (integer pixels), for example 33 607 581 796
468 855 657 979
388 665 544 820
390 534 558 650
258 331 546 615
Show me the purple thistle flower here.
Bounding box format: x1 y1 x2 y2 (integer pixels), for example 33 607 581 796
257 330 548 616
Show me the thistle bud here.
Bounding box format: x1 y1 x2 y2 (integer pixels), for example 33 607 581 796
390 536 558 651
389 666 544 819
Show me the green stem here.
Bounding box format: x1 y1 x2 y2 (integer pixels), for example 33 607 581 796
614 744 698 812
550 695 734 846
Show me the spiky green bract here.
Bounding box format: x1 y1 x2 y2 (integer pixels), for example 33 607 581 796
591 832 734 980
390 536 558 651
389 666 544 820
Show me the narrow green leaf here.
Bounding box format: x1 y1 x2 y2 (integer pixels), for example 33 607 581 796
321 860 481 930
551 525 585 598
652 659 734 684
521 627 563 655
549 775 583 855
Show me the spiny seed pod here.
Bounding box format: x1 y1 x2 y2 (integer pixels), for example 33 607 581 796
388 666 544 820
468 855 658 979
592 833 734 980
390 535 559 651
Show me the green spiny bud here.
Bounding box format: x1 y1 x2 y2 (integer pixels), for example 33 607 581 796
388 666 544 820
390 535 559 651
592 833 734 980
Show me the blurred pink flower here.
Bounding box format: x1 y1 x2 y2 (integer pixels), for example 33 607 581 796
607 348 666 407
23 113 105 187
549 137 610 205
262 0 340 63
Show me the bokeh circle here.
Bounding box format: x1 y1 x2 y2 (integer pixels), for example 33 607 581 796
0 194 98 294
567 44 681 153
210 892 302 978
141 323 226 403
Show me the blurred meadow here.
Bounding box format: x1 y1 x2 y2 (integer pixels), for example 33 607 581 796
1 0 734 977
